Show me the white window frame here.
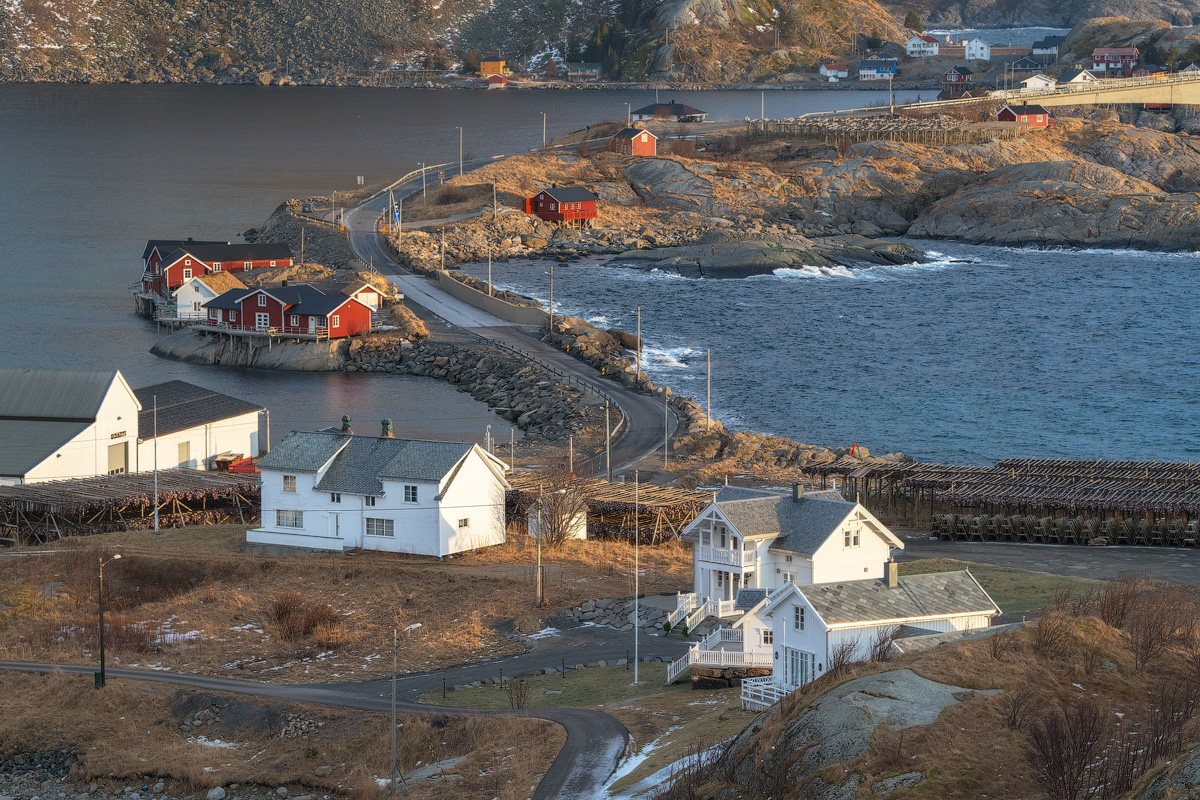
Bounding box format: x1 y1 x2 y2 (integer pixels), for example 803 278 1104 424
208 309 218 320
282 475 296 492
256 312 270 329
244 261 252 269
270 260 276 267
330 492 341 503
276 509 303 528
331 315 340 328
182 268 192 280
458 518 470 528
258 294 267 306
365 496 376 507
212 263 222 271
762 629 773 646
192 301 201 312
230 311 238 322
404 485 418 503
366 518 394 537
793 604 805 630
290 314 300 326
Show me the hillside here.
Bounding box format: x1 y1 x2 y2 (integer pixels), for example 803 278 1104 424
887 0 1196 28
0 0 906 84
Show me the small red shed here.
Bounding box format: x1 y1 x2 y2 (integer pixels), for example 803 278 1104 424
996 104 1051 128
523 186 598 225
609 127 658 156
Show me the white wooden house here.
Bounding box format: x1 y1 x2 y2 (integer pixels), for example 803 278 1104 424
1058 67 1098 85
906 35 939 57
964 38 991 61
247 430 510 556
0 369 263 484
171 272 248 320
819 63 849 79
665 486 904 683
740 566 999 709
1021 73 1057 92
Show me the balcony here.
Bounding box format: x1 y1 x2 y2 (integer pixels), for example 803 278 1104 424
697 544 756 567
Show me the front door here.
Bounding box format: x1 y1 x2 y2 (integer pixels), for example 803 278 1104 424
308 316 317 333
329 512 341 539
256 312 270 330
786 648 815 687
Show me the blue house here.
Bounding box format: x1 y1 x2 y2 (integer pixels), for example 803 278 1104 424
858 55 898 81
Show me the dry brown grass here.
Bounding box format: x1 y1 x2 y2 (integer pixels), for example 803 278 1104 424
0 671 563 800
0 525 690 683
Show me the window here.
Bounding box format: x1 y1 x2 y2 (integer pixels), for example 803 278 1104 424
844 525 860 549
208 309 218 320
185 259 191 265
290 314 299 326
330 492 341 503
270 260 276 267
244 261 252 269
177 441 190 467
182 268 192 279
212 263 222 271
783 571 795 584
785 554 793 562
230 311 237 322
258 294 267 306
366 518 394 537
550 203 556 210
282 475 297 492
762 629 773 645
276 510 303 528
718 526 727 548
365 496 376 507
331 315 340 328
256 312 270 329
794 605 805 631
458 518 469 528
744 572 754 586
404 485 418 503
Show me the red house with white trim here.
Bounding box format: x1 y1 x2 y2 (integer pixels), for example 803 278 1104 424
996 104 1051 128
523 186 598 225
609 128 658 156
1092 47 1138 74
202 283 372 339
141 242 295 297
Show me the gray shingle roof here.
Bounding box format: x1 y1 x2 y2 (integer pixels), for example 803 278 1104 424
0 419 91 477
257 432 350 474
133 381 263 439
799 571 998 626
160 243 293 264
541 186 598 203
0 368 122 421
143 239 226 260
734 588 768 610
714 493 857 555
259 432 474 495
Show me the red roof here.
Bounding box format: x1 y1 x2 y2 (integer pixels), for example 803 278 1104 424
918 35 939 43
1093 47 1138 56
823 63 849 71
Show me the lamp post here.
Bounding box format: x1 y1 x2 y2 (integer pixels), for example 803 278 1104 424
97 553 122 688
633 471 639 685
419 162 427 208
456 127 463 176
542 112 547 149
625 103 632 126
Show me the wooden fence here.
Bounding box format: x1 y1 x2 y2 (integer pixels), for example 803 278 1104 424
747 119 1028 145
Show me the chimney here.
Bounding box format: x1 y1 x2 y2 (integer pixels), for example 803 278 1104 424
792 483 804 502
187 237 194 243
381 418 394 438
340 415 353 435
885 561 898 589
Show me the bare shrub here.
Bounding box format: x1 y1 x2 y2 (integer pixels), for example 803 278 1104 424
576 139 591 157
868 626 898 662
649 738 723 800
869 729 906 773
1002 686 1041 731
1128 584 1193 672
531 461 593 549
989 628 1016 660
1024 699 1108 800
835 134 853 157
507 678 528 709
314 621 349 650
827 639 859 677
268 592 338 642
1097 575 1144 629
436 187 469 205
670 138 697 157
1033 613 1073 660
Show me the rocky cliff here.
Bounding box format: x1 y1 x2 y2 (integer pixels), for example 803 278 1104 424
890 0 1195 27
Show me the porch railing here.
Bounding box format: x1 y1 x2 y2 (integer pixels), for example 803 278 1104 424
667 644 773 684
741 675 790 711
697 544 756 567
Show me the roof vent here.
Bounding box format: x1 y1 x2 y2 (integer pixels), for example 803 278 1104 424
340 415 353 434
381 419 394 438
885 561 898 589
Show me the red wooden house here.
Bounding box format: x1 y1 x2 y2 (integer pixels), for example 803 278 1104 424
609 127 658 156
942 65 973 84
202 283 372 339
145 243 295 295
523 186 598 225
996 104 1051 128
1092 47 1138 74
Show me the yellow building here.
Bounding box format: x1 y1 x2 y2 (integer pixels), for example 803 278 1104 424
479 59 509 78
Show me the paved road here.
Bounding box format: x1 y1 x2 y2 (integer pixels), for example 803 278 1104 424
343 178 679 476
0 621 690 799
898 537 1200 586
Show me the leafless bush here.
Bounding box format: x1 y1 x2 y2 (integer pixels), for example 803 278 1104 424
670 138 697 157
826 639 859 677
869 729 906 773
1002 686 1042 731
835 134 853 157
1024 699 1108 800
1128 585 1193 672
1096 576 1144 629
436 187 469 205
1033 613 1073 660
268 591 339 642
649 739 723 800
1079 636 1106 674
576 139 591 157
868 626 898 662
532 461 594 549
507 678 528 709
989 629 1017 660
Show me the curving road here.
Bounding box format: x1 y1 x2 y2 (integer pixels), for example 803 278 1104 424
0 618 692 798
343 170 678 477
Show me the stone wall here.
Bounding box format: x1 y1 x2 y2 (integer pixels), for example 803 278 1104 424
691 666 772 690
569 597 669 634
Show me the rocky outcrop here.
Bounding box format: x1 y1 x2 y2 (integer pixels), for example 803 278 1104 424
626 158 807 219
919 3 1194 28
1071 123 1200 192
908 161 1200 250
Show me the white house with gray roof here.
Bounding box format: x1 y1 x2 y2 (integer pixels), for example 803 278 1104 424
247 430 511 556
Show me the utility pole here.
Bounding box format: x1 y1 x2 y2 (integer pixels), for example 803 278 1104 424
153 396 159 534
706 348 711 431
761 91 765 120
457 126 463 176
542 111 547 148
605 400 612 481
889 73 894 115
633 471 639 685
664 390 668 467
493 183 497 218
420 163 427 208
549 264 555 336
390 629 397 793
487 247 492 296
635 307 642 385
510 429 514 469
569 435 574 474
536 487 543 607
97 554 122 688
440 226 445 270
626 103 631 126
300 225 305 267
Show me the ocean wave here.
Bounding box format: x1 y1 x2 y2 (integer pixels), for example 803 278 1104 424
768 258 969 281
642 345 701 369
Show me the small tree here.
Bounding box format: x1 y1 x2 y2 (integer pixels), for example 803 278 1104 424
1128 584 1193 672
904 10 922 32
867 28 882 50
1024 699 1107 800
868 626 898 662
460 48 481 75
530 461 592 549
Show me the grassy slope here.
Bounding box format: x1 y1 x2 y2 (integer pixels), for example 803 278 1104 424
899 557 1103 615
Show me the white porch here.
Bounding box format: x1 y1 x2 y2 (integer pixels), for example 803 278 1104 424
666 626 772 684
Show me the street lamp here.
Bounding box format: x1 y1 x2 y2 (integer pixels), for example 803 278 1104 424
541 112 547 149
97 554 122 688
536 488 567 607
419 162 427 209
625 103 632 126
456 127 463 176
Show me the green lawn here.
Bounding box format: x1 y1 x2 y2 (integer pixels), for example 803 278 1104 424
900 558 1104 615
421 662 689 709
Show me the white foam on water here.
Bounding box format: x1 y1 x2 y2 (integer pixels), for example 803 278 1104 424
641 345 699 369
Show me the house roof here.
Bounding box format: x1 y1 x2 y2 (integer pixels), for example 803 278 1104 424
539 186 599 203
1058 68 1094 82
159 243 294 266
946 65 973 75
0 419 93 478
291 292 363 318
142 239 226 260
1093 47 1138 56
259 431 493 496
1033 35 1065 48
612 127 658 141
860 54 898 63
562 62 602 71
1181 62 1200 71
1021 73 1054 84
1000 104 1050 116
632 101 706 117
193 272 248 294
734 587 769 610
711 491 901 555
822 63 849 71
1012 56 1042 68
204 288 247 311
912 34 939 44
132 380 263 440
788 570 999 626
0 368 125 421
